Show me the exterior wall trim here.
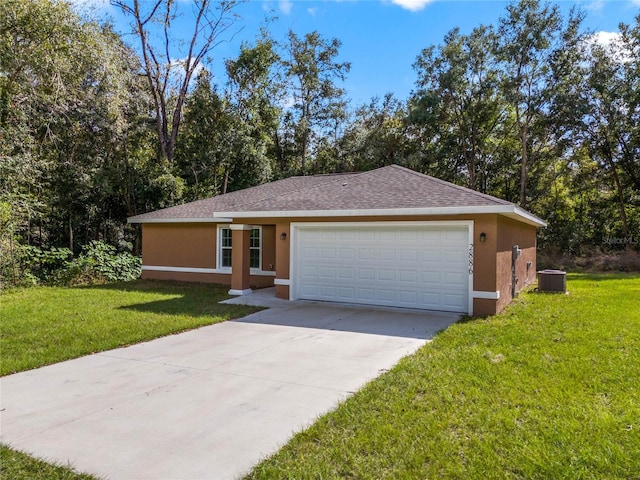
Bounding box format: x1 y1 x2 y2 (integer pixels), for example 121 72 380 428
289 220 474 315
128 217 232 224
229 224 254 231
213 206 545 227
472 290 501 300
228 288 252 296
274 278 291 286
141 265 275 276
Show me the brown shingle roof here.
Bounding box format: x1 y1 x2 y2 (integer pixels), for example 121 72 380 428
127 172 357 222
128 165 545 226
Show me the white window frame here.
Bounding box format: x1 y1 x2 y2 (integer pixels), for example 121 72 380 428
217 225 263 273
249 226 262 270
217 225 233 272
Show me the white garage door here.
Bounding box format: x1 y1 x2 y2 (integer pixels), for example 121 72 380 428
293 223 471 313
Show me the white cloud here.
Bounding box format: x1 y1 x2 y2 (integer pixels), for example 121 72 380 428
308 7 317 16
69 0 111 8
280 95 295 109
279 0 293 15
389 0 434 12
69 0 115 17
591 31 621 48
588 31 633 63
585 0 605 12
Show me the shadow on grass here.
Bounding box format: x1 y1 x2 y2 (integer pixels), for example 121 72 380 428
79 279 231 297
119 296 260 318
77 279 260 318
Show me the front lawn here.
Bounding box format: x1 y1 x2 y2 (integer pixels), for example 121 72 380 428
247 274 640 479
2 275 638 479
0 280 258 376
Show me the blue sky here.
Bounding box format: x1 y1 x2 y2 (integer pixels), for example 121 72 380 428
83 0 639 104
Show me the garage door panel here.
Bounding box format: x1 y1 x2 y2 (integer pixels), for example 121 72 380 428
301 246 319 258
320 248 336 259
319 267 336 278
445 250 466 262
445 229 468 243
377 289 395 301
445 271 467 287
399 291 419 303
359 249 375 260
338 230 357 241
377 269 395 281
358 288 375 300
421 291 441 305
301 265 319 277
421 250 441 262
422 271 441 283
320 231 337 241
338 267 354 279
399 250 418 262
339 248 356 259
399 270 418 282
358 268 375 280
339 287 355 298
379 249 396 260
301 284 318 296
420 230 441 242
444 293 466 310
295 224 469 313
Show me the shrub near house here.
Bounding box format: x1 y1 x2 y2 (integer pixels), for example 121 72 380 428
1 241 141 288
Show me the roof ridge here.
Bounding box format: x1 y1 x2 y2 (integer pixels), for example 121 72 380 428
388 164 512 206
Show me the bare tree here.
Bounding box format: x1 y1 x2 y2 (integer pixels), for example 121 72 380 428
112 0 241 164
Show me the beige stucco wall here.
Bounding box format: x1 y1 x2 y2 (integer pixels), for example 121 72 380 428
142 223 216 268
140 214 540 315
495 216 538 313
141 223 275 288
239 214 504 312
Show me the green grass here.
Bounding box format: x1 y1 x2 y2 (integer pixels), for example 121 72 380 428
0 280 258 376
2 275 638 479
246 273 640 479
0 444 96 480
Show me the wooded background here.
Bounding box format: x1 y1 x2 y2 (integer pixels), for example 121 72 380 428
1 0 638 282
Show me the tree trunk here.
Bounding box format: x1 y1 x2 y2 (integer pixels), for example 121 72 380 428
515 105 529 208
223 170 229 195
69 215 74 252
605 148 630 249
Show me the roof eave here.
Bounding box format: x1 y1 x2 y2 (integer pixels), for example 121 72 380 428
213 205 547 226
127 217 233 224
505 206 547 227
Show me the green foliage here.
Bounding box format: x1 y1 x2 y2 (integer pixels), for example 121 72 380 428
278 30 351 175
1 0 638 269
61 241 142 285
404 4 638 255
1 0 163 254
1 241 140 288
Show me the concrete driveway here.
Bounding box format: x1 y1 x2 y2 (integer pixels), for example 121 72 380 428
0 299 458 480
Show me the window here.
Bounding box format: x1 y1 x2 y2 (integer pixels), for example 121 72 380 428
220 228 232 268
250 228 261 269
218 226 261 270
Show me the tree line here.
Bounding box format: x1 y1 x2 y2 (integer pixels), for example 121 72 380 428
1 0 638 286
